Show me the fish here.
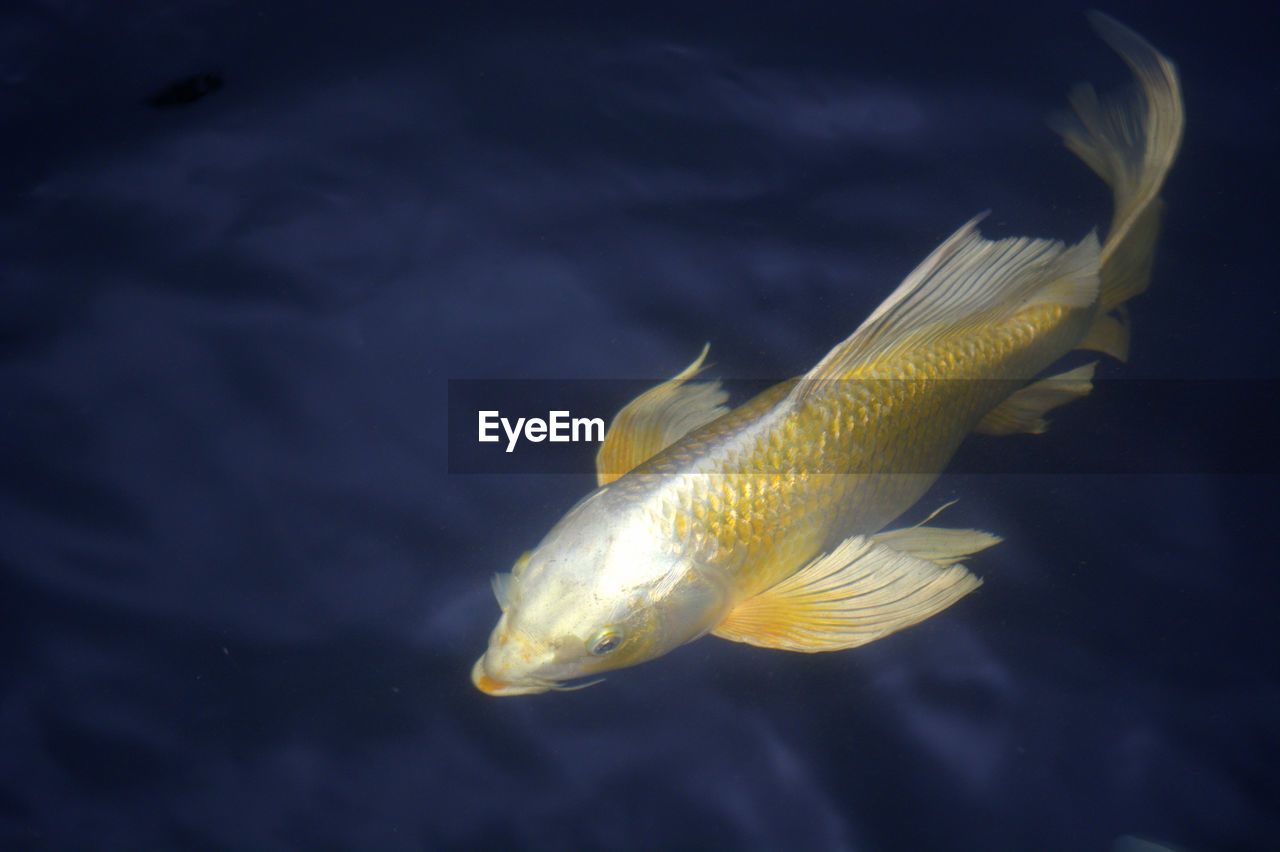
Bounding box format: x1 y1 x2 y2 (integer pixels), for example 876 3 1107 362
471 12 1183 696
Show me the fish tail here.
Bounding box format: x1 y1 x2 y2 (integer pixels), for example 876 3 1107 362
1054 12 1184 340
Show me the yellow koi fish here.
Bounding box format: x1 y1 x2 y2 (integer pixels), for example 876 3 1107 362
472 13 1183 696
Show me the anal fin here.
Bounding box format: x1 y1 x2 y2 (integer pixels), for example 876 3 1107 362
595 344 729 486
1077 304 1130 362
975 362 1097 436
711 534 984 653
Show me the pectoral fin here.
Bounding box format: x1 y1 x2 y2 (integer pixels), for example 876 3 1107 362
491 550 532 612
596 344 729 486
871 524 1002 565
975 362 1097 436
490 572 513 611
711 534 984 652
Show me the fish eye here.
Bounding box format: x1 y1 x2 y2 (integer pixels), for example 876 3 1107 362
588 627 622 656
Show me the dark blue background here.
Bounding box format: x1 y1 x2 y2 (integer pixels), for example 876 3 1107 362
2 2 1276 849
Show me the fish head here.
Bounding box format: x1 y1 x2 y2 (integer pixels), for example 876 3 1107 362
472 490 732 696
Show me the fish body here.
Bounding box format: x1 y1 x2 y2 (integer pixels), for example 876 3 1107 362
472 13 1183 696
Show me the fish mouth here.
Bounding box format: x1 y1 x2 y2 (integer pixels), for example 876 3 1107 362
470 657 553 696
470 657 603 697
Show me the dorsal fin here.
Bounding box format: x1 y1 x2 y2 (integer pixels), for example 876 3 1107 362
595 345 729 486
788 219 1101 404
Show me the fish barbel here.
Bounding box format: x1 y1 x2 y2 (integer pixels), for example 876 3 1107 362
472 13 1182 696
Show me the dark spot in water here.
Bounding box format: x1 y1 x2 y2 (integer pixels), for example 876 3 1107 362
146 73 224 109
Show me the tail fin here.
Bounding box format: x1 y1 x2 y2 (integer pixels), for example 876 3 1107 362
1053 12 1183 326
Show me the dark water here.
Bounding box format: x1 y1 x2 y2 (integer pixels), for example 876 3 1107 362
2 2 1276 849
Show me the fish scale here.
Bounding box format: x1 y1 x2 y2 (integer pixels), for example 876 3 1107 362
625 299 1082 602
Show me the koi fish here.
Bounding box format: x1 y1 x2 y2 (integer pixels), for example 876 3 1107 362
472 13 1183 696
